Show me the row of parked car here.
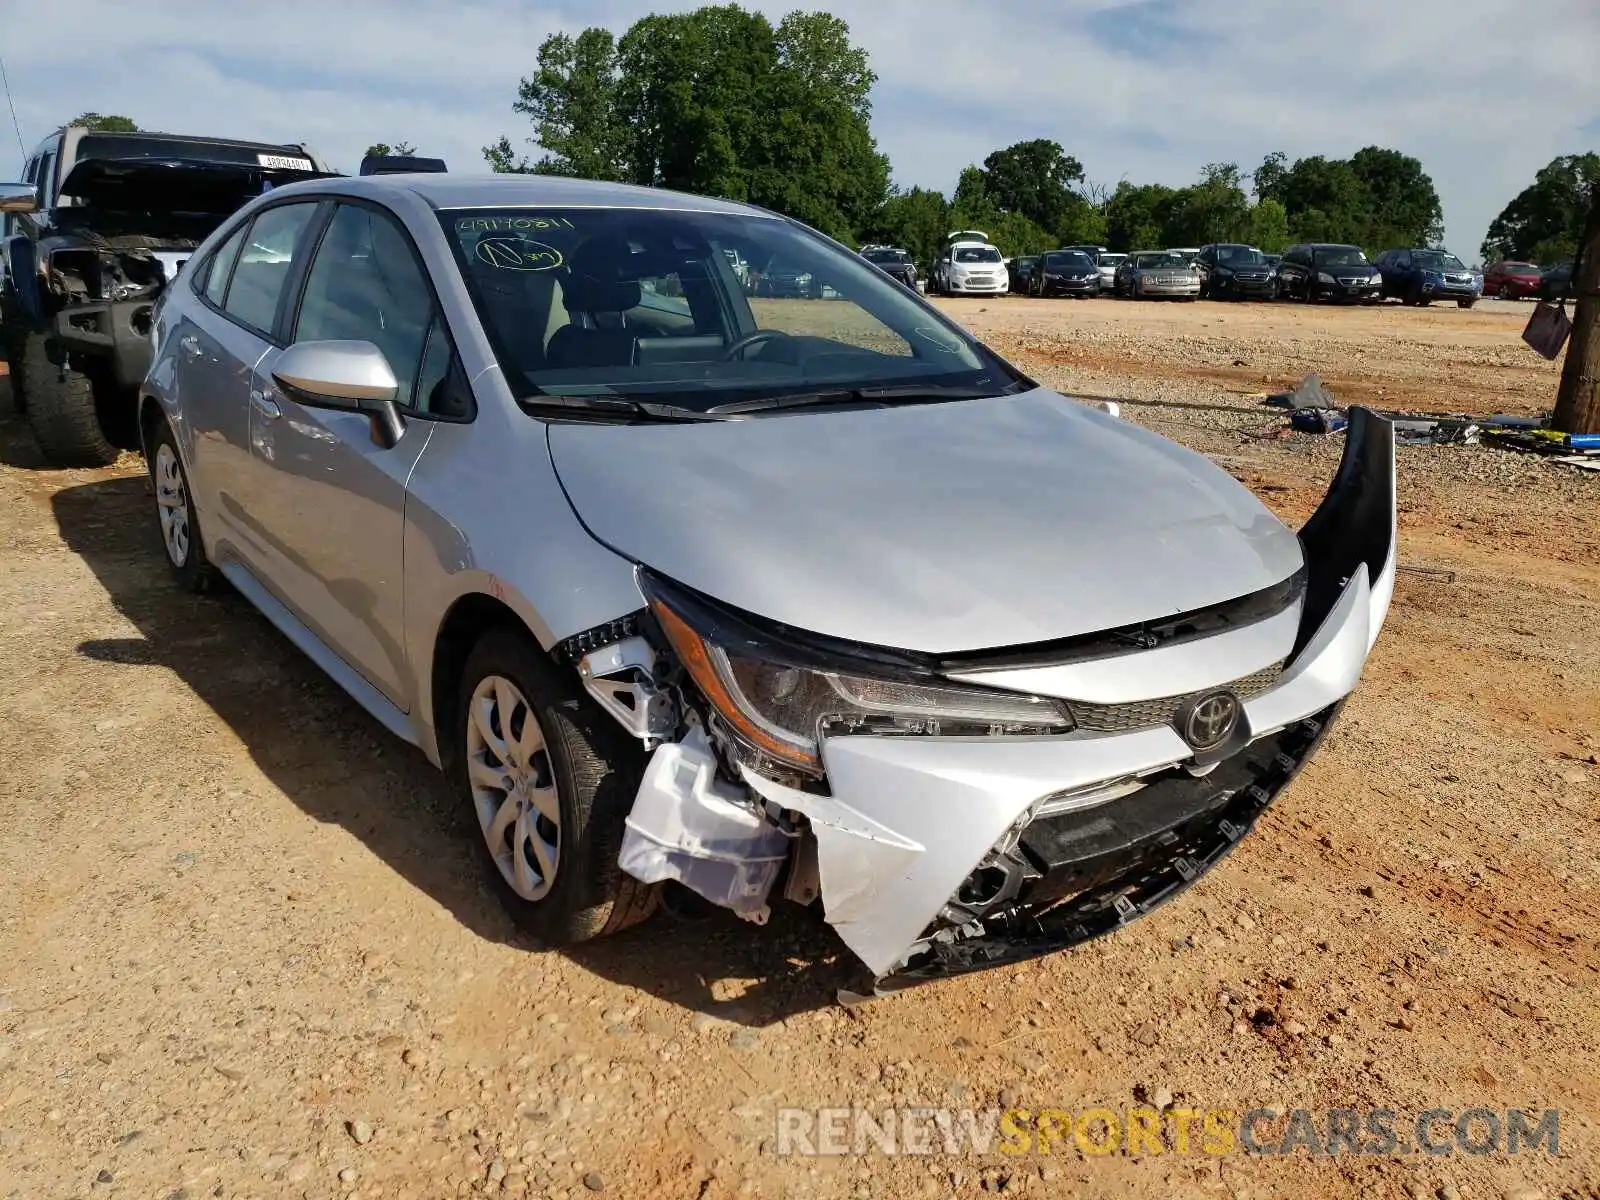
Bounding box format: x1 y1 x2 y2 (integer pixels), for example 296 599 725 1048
859 236 1577 309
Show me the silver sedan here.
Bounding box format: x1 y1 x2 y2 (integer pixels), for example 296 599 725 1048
1115 250 1203 299
139 173 1394 994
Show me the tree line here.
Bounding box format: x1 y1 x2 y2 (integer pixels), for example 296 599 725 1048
62 8 1596 273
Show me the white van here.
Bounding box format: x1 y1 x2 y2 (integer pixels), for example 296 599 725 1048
930 230 1009 296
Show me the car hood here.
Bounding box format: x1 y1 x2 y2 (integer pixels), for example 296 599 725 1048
548 389 1304 654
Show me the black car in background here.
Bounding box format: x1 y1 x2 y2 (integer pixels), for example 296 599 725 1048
859 245 918 289
1540 262 1574 301
1007 255 1039 293
1031 249 1101 297
1373 247 1482 308
1195 244 1278 300
1276 243 1382 303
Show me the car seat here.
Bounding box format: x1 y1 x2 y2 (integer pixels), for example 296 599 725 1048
545 237 642 369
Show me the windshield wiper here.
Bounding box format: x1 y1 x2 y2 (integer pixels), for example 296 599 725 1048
709 379 1029 416
517 394 728 423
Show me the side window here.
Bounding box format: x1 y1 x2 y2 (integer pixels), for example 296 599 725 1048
36 151 56 208
223 202 318 336
415 314 463 417
294 203 441 410
1395 251 1411 269
201 224 249 306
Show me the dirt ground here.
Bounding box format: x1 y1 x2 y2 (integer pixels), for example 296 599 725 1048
1 295 1597 1200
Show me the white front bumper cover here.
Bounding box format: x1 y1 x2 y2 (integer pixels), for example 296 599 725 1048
627 409 1396 991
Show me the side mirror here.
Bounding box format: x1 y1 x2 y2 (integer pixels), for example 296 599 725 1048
271 340 406 449
0 183 38 213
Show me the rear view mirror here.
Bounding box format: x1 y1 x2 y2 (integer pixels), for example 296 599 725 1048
271 340 406 448
0 183 37 213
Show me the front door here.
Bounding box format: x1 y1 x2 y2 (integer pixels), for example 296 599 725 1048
178 204 320 569
244 201 453 708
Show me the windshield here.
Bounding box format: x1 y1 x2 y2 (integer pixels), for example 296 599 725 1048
1044 252 1094 270
1313 247 1371 268
953 245 1003 264
1099 254 1126 266
442 207 1013 412
1135 252 1189 269
1215 246 1266 265
1500 261 1538 273
1411 250 1467 271
862 248 909 264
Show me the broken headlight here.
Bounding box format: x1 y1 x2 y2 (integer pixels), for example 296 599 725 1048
645 577 1073 776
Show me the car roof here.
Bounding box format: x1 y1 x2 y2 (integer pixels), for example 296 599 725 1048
260 172 775 217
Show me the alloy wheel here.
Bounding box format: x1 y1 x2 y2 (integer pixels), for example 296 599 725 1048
154 443 191 568
466 674 560 901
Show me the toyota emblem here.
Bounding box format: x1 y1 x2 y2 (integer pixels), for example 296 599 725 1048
1180 691 1240 751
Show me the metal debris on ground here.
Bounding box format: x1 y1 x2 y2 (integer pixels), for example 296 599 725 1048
1263 373 1337 410
1397 565 1457 583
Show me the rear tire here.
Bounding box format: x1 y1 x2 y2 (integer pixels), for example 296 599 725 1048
21 332 119 466
452 627 659 945
148 417 219 594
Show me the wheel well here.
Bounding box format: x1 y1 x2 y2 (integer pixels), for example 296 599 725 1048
138 395 166 458
430 593 533 768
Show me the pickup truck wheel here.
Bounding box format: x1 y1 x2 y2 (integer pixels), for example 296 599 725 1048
20 333 119 466
148 418 219 593
453 627 659 944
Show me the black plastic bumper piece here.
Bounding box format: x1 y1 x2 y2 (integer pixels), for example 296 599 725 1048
55 299 154 389
872 700 1344 994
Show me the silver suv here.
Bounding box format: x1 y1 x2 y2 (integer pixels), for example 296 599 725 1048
139 173 1395 995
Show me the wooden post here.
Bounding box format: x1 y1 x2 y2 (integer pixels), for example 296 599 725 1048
1552 183 1600 435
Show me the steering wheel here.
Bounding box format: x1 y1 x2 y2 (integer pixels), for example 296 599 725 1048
721 329 792 360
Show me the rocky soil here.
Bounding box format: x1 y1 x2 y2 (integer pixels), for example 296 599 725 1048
1 296 1596 1200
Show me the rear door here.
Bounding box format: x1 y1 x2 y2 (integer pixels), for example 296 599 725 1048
244 199 457 707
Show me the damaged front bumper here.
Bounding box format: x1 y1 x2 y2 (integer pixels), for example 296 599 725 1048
606 407 1395 990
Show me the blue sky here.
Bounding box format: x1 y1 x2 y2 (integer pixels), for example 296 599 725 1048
5 0 1598 256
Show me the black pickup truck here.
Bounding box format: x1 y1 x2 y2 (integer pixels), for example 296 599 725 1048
1 126 333 465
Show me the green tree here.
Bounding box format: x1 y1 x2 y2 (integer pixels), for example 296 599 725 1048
1481 153 1600 265
867 185 950 270
980 138 1084 232
1245 197 1289 252
508 27 629 179
69 112 138 132
1252 151 1288 204
487 7 887 241
364 141 417 158
1348 145 1443 248
1160 162 1251 246
1104 181 1179 251
482 135 534 173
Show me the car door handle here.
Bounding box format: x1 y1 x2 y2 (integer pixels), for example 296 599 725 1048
250 390 281 420
179 335 200 357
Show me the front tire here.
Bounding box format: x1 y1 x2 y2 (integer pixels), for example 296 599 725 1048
1458 297 1476 309
21 332 120 466
453 627 659 945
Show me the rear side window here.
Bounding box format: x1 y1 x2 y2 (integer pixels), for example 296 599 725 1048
223 202 319 335
201 224 249 306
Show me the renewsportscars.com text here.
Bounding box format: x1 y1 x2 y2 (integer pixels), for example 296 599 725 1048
774 1106 1561 1158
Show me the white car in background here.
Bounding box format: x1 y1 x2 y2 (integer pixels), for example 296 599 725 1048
930 231 1009 296
1097 252 1127 292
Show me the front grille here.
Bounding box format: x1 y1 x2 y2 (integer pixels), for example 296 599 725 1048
1337 276 1370 287
1153 274 1192 285
1064 661 1285 734
1236 271 1269 281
